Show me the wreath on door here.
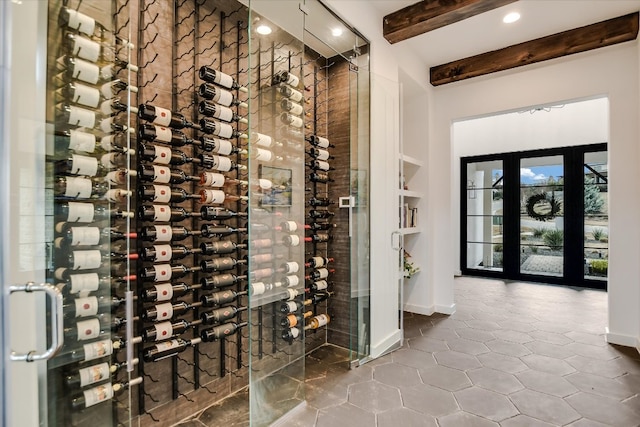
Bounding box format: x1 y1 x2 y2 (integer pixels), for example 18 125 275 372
526 193 561 221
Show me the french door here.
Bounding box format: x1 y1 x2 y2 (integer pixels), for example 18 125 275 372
462 144 608 290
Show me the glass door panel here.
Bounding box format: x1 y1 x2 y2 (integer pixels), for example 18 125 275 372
465 160 504 272
584 151 608 280
519 156 564 277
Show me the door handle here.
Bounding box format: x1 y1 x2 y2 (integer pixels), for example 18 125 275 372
8 282 64 362
391 231 401 250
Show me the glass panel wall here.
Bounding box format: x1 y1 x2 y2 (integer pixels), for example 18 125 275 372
583 151 608 280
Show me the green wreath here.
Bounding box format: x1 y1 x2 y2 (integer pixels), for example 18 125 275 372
526 193 561 221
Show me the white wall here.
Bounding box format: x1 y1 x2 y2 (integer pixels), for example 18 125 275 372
431 43 640 347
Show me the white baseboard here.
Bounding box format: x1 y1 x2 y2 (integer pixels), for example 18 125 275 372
403 303 434 316
370 329 403 359
454 270 462 277
435 303 456 315
605 327 638 347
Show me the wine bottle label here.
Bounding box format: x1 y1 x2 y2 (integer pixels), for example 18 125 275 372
290 327 300 339
73 296 99 317
155 126 173 143
71 250 102 270
152 165 171 183
316 149 330 161
211 155 232 172
252 239 272 248
152 106 172 127
69 154 98 176
78 362 110 387
285 275 299 287
105 170 126 186
252 254 272 264
287 235 300 247
68 130 96 153
215 122 234 139
66 202 95 222
311 257 325 267
154 321 174 340
215 105 234 122
100 135 116 151
155 302 174 321
284 262 299 273
99 117 114 133
83 383 114 408
67 105 96 128
251 282 266 296
201 189 225 204
70 226 101 246
316 268 329 279
258 179 272 190
287 115 304 128
103 189 131 203
215 139 233 155
101 153 119 169
82 339 113 362
284 221 298 231
216 72 234 89
153 225 173 242
99 64 115 81
152 144 172 164
100 99 114 115
284 301 297 312
153 245 173 263
153 282 174 301
286 289 298 301
287 314 298 327
253 133 273 148
316 136 330 148
153 264 173 281
63 9 96 36
69 272 100 294
255 148 273 162
76 318 101 340
153 205 171 222
315 160 330 171
285 73 300 87
288 102 303 115
70 36 100 62
72 83 100 108
152 185 172 204
314 280 328 290
287 88 303 102
68 58 100 84
314 314 329 327
99 81 124 100
215 88 234 106
155 339 180 352
201 172 225 187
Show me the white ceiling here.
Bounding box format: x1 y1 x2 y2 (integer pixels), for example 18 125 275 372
369 0 640 68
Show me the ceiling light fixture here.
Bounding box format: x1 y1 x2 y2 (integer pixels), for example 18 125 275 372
503 12 520 24
331 28 343 37
256 24 272 35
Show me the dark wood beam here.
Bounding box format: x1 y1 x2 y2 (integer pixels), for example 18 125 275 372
430 12 639 86
383 0 518 44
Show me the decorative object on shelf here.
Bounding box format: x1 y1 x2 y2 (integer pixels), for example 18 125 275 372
403 250 420 278
526 192 561 221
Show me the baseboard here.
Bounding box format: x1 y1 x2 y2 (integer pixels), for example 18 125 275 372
454 270 462 277
370 329 403 359
270 401 309 427
434 303 456 315
403 303 434 316
605 327 638 348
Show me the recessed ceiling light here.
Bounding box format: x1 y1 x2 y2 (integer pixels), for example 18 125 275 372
331 28 343 37
256 24 272 35
503 12 520 24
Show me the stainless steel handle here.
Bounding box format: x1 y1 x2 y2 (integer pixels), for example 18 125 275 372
9 282 64 362
391 231 401 250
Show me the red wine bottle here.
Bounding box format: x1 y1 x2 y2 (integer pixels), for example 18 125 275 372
306 256 334 268
309 291 333 304
200 241 247 255
200 289 248 307
57 226 137 248
142 318 202 342
200 257 247 273
198 66 247 92
304 234 332 243
309 172 333 183
199 189 249 204
142 300 202 322
280 310 312 328
197 153 247 172
198 83 247 107
199 171 247 188
200 273 247 289
137 164 199 184
308 210 335 219
140 225 202 242
310 280 330 292
308 197 335 207
137 205 201 222
201 223 248 238
63 295 126 319
64 358 138 388
305 314 330 330
142 281 201 302
199 118 246 139
273 70 300 87
138 103 195 129
198 101 247 124
200 321 248 342
63 314 128 341
138 143 193 165
140 264 201 282
307 160 334 171
143 337 202 362
138 124 193 146
138 185 200 204
282 327 301 344
70 377 142 410
305 268 334 281
307 147 334 160
200 305 247 325
306 135 334 148
200 206 247 220
197 136 247 155
280 298 312 314
140 244 200 263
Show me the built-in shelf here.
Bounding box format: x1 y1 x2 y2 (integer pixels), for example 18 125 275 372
400 154 424 168
400 227 421 235
400 189 423 199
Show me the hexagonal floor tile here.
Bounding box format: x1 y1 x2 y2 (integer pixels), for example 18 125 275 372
348 381 402 414
510 389 580 425
467 367 524 395
565 355 628 378
446 338 490 356
515 369 578 398
392 348 437 369
521 354 576 376
399 384 458 417
454 387 518 422
565 419 610 427
377 407 437 427
493 329 534 344
434 351 481 371
305 382 348 410
374 363 422 388
529 330 574 345
465 319 502 331
566 342 619 361
485 339 531 358
565 372 636 400
407 336 449 353
566 392 640 426
418 365 472 391
316 402 376 427
421 326 460 341
524 340 575 359
500 415 555 427
564 331 606 346
456 328 497 343
477 352 528 374
437 411 499 427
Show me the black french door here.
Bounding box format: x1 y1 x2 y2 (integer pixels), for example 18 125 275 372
461 144 608 290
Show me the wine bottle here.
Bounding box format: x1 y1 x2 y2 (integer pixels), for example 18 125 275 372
310 291 333 304
252 132 283 149
198 101 248 124
280 288 300 301
282 235 301 247
306 268 334 280
280 310 312 328
55 82 103 109
273 70 300 87
198 66 248 92
140 264 201 282
198 83 248 108
138 143 193 165
100 97 137 115
310 280 330 292
62 338 115 364
99 80 138 100
250 147 284 164
201 257 247 273
198 136 247 155
200 206 248 220
307 160 334 171
140 244 200 263
63 295 126 319
309 197 335 207
280 98 305 115
308 209 335 219
142 318 202 342
200 171 247 188
309 223 337 231
199 189 249 204
200 289 248 307
199 118 246 139
305 314 330 331
63 248 137 271
282 327 301 344
201 224 247 239
197 153 247 172
57 225 136 246
250 281 278 296
62 33 116 64
279 298 312 314
201 241 247 255
306 135 334 148
56 202 133 223
138 124 193 146
70 377 143 410
142 282 201 302
305 234 332 244
279 221 307 232
64 314 128 341
308 148 333 160
200 305 247 325
143 337 202 362
138 185 200 204
99 59 139 81
138 103 195 129
55 103 130 131
138 205 200 222
54 176 108 200
306 256 334 268
279 85 304 103
137 164 199 184
64 358 138 389
139 225 201 242
57 272 131 296
55 55 101 85
280 261 300 274
250 267 277 281
200 273 247 289
280 112 305 129
250 253 284 264
142 300 202 322
58 7 105 37
309 172 334 183
200 321 248 342
250 238 273 249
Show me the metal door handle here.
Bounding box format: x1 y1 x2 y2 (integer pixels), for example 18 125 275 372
9 282 64 362
391 231 401 250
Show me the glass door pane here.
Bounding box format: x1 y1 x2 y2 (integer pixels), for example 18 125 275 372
519 156 564 277
584 151 608 280
466 160 504 271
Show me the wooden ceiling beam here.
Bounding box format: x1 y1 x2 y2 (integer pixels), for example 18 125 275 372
430 12 639 86
383 0 518 44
